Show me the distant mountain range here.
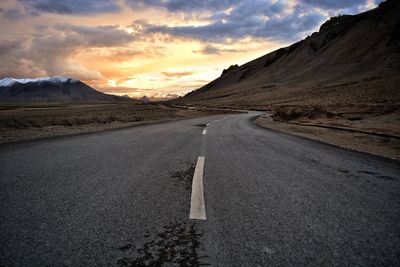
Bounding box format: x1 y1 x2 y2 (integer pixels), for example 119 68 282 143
181 0 400 108
0 76 128 103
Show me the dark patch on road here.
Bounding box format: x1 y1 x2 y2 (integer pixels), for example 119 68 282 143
376 175 394 181
359 170 378 175
193 124 207 127
171 163 195 191
359 170 395 181
338 169 360 181
119 244 132 251
117 220 208 266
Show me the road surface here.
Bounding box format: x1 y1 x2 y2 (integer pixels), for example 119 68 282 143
1 112 399 266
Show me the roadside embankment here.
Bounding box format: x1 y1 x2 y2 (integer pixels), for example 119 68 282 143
256 105 400 160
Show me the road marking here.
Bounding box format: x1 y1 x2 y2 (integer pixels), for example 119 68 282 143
190 156 206 220
203 129 207 135
206 123 210 126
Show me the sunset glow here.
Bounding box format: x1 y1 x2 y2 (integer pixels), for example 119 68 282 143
0 0 378 99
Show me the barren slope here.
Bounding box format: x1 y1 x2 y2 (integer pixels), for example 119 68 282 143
180 0 400 108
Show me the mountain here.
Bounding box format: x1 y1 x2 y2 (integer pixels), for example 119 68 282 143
139 96 151 104
181 0 400 108
0 76 127 103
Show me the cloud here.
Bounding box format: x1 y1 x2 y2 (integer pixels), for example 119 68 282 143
142 11 325 42
131 0 373 42
0 7 26 19
162 71 194 78
0 39 22 54
54 24 135 47
100 47 166 62
127 0 369 14
134 0 326 42
302 0 367 10
17 0 120 15
125 0 240 12
0 24 135 80
193 44 243 55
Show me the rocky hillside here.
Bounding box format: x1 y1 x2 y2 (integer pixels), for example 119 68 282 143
181 0 400 108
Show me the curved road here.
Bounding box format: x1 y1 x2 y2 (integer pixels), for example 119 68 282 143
1 112 399 266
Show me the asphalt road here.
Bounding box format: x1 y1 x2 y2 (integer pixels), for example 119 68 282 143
1 112 399 266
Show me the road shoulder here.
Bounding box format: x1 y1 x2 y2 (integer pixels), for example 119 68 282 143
255 114 400 161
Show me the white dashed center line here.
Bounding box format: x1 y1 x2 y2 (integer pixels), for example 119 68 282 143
190 156 206 220
203 129 207 135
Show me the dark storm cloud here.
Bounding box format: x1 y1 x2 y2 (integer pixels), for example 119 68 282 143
130 0 371 42
17 0 120 15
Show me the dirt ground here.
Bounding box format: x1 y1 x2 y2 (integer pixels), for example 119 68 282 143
256 105 400 160
1 101 398 160
0 102 231 144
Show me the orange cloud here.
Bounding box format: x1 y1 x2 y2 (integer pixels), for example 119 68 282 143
161 71 194 78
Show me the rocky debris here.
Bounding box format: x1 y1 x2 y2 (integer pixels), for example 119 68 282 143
272 106 335 122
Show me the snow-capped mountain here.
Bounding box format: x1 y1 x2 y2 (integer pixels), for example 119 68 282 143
0 76 77 87
0 76 126 103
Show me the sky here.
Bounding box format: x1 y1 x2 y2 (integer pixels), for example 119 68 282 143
0 0 379 99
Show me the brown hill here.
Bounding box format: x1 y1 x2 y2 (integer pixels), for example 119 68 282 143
181 0 400 108
0 77 130 103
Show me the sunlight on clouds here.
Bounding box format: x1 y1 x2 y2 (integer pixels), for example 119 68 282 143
107 80 117 87
0 0 378 99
